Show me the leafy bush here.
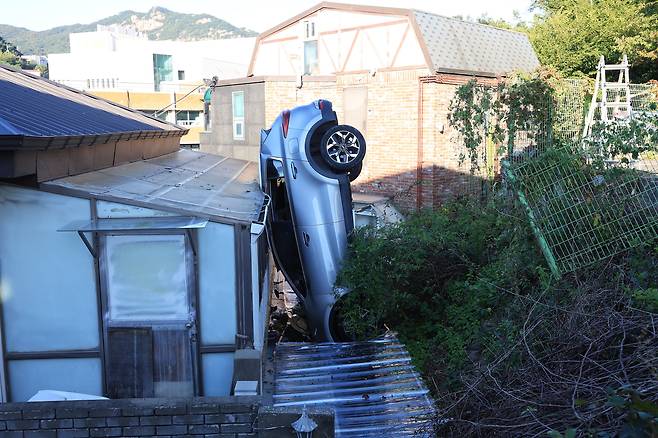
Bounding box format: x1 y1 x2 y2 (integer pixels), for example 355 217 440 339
336 198 658 436
336 194 546 382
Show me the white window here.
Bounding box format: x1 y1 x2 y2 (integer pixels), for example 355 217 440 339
232 91 245 140
304 20 316 39
105 234 190 322
302 20 318 75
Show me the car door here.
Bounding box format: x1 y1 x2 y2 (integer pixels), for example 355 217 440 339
263 158 310 300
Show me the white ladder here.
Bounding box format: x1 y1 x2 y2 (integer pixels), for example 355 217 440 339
582 54 632 138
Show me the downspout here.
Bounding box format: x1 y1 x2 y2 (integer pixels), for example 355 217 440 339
502 161 561 279
417 75 439 211
417 79 424 211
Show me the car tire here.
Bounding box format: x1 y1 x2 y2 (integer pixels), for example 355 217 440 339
328 297 354 342
348 161 362 182
319 125 366 172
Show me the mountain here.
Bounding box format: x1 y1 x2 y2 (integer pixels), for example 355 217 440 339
0 6 258 55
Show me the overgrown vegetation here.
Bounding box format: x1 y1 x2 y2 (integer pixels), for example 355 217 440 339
529 0 658 81
336 72 658 436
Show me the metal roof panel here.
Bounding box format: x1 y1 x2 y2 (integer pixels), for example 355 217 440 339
0 65 182 143
43 149 266 224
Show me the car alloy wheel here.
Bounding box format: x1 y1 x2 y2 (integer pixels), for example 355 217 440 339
320 124 366 172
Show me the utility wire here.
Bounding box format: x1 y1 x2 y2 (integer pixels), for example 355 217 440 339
154 82 205 118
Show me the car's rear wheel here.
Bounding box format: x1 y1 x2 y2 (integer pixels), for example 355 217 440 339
348 161 362 182
320 125 366 172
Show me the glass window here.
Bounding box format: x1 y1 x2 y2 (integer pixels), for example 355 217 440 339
9 358 102 402
0 186 99 353
304 40 318 75
198 222 236 345
105 234 190 322
178 70 185 80
232 91 245 140
176 110 201 126
304 20 316 39
152 54 173 91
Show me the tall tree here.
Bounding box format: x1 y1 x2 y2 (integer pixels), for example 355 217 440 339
529 0 658 81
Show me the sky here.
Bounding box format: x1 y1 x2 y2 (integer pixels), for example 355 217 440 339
2 0 535 32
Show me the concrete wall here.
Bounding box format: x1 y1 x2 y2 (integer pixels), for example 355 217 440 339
200 81 265 162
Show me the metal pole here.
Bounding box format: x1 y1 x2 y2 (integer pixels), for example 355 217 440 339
503 161 561 278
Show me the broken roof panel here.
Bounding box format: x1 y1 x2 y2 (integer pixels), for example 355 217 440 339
413 10 539 76
273 334 435 437
43 149 267 224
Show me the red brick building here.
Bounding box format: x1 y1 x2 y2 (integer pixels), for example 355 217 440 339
200 2 539 210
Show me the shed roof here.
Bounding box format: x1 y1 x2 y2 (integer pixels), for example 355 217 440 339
250 2 539 77
43 149 267 224
0 65 184 150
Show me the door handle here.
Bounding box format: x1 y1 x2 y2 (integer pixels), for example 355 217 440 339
303 232 310 247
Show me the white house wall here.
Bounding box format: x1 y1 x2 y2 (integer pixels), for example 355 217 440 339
251 9 427 76
0 185 101 401
49 31 256 92
250 230 269 352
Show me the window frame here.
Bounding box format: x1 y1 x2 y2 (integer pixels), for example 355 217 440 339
232 91 245 140
98 230 200 396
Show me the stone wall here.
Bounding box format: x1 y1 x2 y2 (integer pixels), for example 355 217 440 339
0 397 260 438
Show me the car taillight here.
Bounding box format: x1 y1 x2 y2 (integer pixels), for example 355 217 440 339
318 99 325 110
282 110 290 138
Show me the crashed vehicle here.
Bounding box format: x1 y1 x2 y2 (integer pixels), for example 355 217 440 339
260 100 365 340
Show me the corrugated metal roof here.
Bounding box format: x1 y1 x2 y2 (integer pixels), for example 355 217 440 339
43 149 267 224
0 65 180 140
413 10 539 76
273 334 436 437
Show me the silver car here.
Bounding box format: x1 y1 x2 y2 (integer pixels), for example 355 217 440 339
259 100 366 341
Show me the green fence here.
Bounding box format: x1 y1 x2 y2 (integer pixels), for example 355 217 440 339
505 80 658 276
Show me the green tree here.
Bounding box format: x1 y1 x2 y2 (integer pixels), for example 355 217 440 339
0 51 23 68
529 0 658 81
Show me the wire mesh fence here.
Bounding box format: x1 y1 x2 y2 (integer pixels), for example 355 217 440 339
505 80 658 275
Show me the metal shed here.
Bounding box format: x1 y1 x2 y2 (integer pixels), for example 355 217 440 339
0 64 272 403
0 150 270 402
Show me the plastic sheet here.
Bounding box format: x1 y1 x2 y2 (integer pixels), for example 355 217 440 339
105 234 189 321
273 334 436 437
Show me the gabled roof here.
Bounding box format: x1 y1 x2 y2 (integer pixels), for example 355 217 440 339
0 65 185 150
413 11 539 76
248 2 539 77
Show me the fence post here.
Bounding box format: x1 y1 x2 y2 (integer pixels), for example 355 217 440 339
503 161 562 279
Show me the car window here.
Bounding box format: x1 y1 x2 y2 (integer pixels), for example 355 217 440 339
266 161 308 297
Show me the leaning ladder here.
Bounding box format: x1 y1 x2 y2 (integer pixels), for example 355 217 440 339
582 54 632 138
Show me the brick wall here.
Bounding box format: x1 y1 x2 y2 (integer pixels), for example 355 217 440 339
264 79 339 127
207 70 501 211
0 397 260 438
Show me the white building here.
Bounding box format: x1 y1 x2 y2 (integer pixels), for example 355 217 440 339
49 25 256 93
